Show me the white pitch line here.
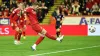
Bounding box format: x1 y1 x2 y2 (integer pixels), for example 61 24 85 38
29 45 100 56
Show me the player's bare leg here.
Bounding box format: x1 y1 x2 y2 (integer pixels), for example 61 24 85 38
14 27 20 45
14 31 19 44
56 28 61 37
11 24 19 45
31 33 45 50
31 37 45 50
21 31 26 39
14 27 23 45
17 32 22 45
22 31 26 39
31 28 64 50
21 25 26 39
41 29 64 42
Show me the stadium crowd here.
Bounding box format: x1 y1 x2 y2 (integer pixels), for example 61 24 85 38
0 0 100 23
0 0 54 23
53 0 100 16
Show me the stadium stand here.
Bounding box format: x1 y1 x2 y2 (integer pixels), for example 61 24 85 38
0 0 100 24
50 0 100 24
0 0 54 23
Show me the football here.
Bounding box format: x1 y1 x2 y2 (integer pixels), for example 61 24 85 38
89 26 96 33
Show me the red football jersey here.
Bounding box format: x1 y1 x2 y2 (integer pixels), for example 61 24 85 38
24 7 39 25
19 15 25 26
9 8 21 26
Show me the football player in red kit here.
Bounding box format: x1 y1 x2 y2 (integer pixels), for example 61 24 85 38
9 3 26 45
24 4 64 50
19 14 26 39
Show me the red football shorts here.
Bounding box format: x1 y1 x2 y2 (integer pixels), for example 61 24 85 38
11 24 24 30
12 25 18 30
31 24 43 33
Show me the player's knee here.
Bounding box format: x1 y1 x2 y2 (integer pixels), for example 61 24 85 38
15 27 20 32
56 28 60 32
38 33 45 37
41 29 47 35
16 28 22 33
19 29 22 33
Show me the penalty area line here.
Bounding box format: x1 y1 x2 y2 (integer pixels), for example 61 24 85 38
29 45 100 56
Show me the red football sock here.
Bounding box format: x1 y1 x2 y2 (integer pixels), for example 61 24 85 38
35 36 44 45
45 32 56 40
15 31 18 40
23 31 26 36
18 33 22 41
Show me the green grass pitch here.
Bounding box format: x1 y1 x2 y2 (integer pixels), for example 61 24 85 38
0 36 100 56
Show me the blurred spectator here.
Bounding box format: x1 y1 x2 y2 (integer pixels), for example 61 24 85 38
37 2 48 23
11 1 17 8
64 0 70 7
0 0 100 24
79 0 86 13
40 2 48 14
92 2 100 15
52 7 60 18
37 8 43 23
64 0 71 10
68 7 73 15
5 8 9 16
59 3 65 14
50 0 54 6
72 0 80 15
44 0 54 9
92 0 100 4
0 0 53 21
44 0 50 9
2 0 10 8
38 1 42 6
63 7 68 16
86 0 93 12
82 10 88 15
